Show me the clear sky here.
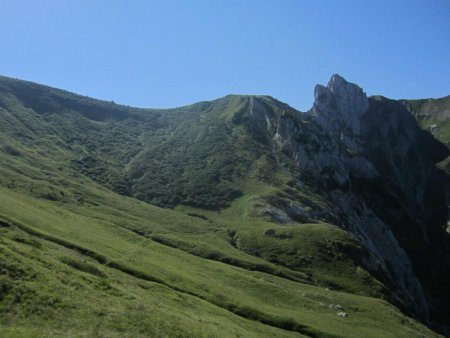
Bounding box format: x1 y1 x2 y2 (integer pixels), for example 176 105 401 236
1 0 449 111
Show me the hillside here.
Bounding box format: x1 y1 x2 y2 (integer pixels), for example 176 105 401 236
0 74 449 337
400 96 450 203
400 95 450 147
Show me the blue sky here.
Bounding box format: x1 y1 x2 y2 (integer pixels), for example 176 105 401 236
1 0 449 111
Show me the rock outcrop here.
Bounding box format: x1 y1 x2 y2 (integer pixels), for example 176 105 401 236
248 75 450 332
313 74 369 136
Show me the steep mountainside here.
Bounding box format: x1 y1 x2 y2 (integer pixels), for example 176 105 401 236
400 95 450 147
400 95 450 226
248 76 450 330
0 74 449 337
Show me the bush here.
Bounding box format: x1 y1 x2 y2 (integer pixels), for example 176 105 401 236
59 257 106 277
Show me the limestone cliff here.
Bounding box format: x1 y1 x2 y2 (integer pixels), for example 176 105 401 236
247 75 450 332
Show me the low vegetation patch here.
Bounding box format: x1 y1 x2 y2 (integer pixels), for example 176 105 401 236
59 256 106 277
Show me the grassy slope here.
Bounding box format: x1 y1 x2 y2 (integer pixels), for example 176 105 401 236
1 223 296 338
0 76 442 336
0 190 438 338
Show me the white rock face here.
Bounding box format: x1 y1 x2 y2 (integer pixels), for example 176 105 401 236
313 74 369 136
274 74 378 186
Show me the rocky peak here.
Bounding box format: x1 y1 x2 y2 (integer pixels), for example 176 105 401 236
252 74 450 323
313 74 369 135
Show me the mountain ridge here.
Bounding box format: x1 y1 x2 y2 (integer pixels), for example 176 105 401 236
1 74 449 336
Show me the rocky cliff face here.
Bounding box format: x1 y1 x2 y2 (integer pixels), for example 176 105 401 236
249 75 450 332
